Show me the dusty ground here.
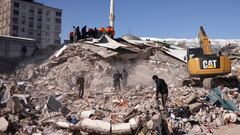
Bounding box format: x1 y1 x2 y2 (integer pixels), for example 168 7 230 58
213 124 240 135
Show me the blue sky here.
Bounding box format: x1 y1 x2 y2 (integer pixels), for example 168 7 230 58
37 0 240 41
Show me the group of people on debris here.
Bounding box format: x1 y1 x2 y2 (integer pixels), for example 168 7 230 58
69 25 115 43
74 68 168 111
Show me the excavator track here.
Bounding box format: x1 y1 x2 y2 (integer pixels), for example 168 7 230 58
182 76 239 90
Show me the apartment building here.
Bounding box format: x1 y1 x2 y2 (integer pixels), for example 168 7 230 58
0 0 62 48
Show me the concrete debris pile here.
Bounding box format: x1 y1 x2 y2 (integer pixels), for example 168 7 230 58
167 86 240 134
223 44 240 79
0 40 240 134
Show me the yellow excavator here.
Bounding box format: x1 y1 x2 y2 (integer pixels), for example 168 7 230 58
183 26 238 89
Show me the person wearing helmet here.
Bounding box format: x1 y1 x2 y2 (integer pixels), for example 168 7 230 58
152 75 168 109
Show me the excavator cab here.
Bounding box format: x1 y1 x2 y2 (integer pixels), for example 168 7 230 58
187 48 204 60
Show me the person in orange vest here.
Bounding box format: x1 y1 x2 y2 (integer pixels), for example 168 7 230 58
99 27 105 34
106 26 115 38
110 27 115 38
106 26 111 36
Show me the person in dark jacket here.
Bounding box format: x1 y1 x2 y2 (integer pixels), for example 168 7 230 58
31 46 39 56
76 26 81 40
69 31 74 43
21 46 27 58
152 75 168 109
76 75 85 98
113 70 122 90
81 25 87 39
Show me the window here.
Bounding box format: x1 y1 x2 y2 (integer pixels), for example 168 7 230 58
55 39 60 44
29 22 34 27
44 31 49 36
55 18 61 24
12 33 18 36
46 17 50 22
12 17 18 23
56 11 61 17
55 26 61 31
37 38 41 44
38 8 42 14
28 29 33 35
21 5 26 9
29 9 34 13
21 20 25 24
46 10 50 16
37 32 41 36
46 24 50 30
21 12 26 19
29 17 34 20
21 28 25 32
37 23 42 29
13 25 18 32
13 10 19 15
14 2 19 8
37 16 42 22
55 32 59 37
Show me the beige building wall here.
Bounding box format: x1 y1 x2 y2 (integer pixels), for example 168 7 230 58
0 0 62 48
0 0 11 36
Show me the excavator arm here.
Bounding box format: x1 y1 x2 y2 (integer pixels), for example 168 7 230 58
198 26 212 55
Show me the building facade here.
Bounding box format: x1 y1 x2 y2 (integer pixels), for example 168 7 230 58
0 0 62 48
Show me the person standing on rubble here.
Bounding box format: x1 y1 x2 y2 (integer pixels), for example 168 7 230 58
152 75 168 109
81 25 87 39
76 26 81 40
69 31 74 43
76 74 85 99
113 70 122 90
121 68 128 90
21 46 27 58
73 26 76 42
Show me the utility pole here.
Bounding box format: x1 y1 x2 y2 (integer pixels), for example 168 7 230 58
109 0 115 28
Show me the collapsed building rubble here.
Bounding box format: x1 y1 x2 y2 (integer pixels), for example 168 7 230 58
0 36 240 134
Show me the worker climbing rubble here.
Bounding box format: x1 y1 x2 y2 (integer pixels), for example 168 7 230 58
76 73 85 99
113 70 122 91
152 75 169 110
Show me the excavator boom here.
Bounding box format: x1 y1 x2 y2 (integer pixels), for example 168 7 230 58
199 26 212 55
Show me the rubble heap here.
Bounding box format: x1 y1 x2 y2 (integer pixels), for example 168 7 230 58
0 41 240 135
